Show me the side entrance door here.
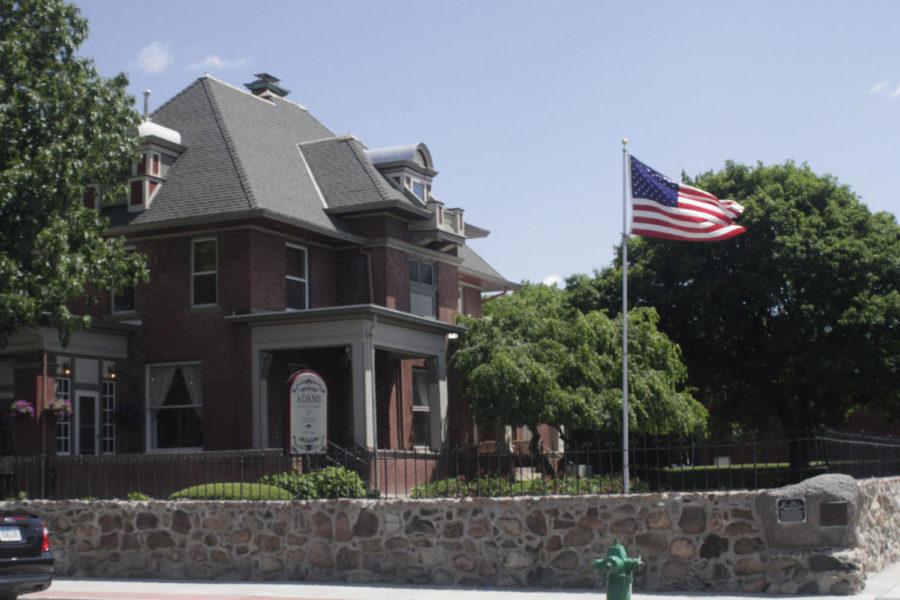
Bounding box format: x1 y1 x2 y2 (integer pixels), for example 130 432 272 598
75 392 100 456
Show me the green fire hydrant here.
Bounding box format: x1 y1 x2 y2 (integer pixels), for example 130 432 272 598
593 540 642 600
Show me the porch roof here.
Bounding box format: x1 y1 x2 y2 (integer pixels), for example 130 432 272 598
225 304 466 335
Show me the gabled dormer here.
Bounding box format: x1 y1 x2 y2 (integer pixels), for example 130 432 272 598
128 92 185 213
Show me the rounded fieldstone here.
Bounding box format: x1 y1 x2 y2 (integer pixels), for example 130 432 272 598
496 517 521 536
136 513 159 530
442 520 464 539
724 521 756 536
171 510 191 535
563 526 593 546
699 534 729 559
669 537 695 560
551 550 579 571
146 531 175 550
678 506 706 534
335 513 352 542
336 547 360 570
609 517 638 535
405 516 436 536
635 531 668 552
260 555 284 573
734 537 764 555
646 511 672 529
526 511 547 535
310 512 333 538
98 513 123 533
453 554 476 572
734 558 766 576
353 509 379 538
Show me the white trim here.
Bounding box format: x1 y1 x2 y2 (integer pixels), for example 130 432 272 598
296 144 328 208
190 237 218 307
285 243 309 310
145 361 204 453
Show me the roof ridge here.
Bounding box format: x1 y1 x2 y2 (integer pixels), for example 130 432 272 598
344 137 407 204
299 133 356 146
201 78 258 211
149 78 204 120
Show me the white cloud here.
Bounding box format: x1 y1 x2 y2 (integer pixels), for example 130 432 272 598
891 85 900 99
542 274 562 287
869 80 890 94
134 41 173 74
188 55 248 71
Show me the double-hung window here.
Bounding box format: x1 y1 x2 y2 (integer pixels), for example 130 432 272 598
147 363 203 451
191 238 217 306
412 368 432 448
409 259 436 318
286 244 308 310
55 376 71 455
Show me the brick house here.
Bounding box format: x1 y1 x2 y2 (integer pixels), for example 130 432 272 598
0 74 519 459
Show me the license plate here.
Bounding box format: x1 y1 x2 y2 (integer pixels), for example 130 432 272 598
0 527 22 542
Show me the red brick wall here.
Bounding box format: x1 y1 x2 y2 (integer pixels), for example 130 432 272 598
368 247 410 312
436 262 459 323
462 286 483 317
343 216 412 241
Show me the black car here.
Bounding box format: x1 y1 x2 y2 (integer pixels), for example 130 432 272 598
0 513 53 599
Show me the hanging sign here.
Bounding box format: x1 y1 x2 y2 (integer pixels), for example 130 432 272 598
288 370 328 454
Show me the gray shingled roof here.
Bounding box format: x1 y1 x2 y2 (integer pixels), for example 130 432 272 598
459 244 515 289
300 137 427 215
122 76 383 233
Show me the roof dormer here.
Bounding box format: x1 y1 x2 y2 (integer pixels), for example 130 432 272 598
129 90 185 213
366 143 437 204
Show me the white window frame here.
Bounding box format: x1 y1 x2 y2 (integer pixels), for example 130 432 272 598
55 376 72 455
191 238 218 307
101 380 116 455
285 243 309 311
411 367 432 449
145 361 203 453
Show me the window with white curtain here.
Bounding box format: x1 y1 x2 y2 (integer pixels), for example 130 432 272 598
147 363 202 450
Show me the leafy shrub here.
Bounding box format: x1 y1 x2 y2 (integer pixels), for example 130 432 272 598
126 492 151 501
3 491 27 502
411 473 645 498
169 483 292 500
259 466 366 500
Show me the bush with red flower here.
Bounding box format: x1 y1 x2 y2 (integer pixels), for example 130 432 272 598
8 399 35 420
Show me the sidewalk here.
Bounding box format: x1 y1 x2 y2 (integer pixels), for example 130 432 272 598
22 561 900 600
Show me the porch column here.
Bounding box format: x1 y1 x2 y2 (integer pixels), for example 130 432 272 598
428 352 449 449
351 336 376 449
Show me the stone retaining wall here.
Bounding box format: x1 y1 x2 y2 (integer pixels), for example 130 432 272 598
4 475 898 594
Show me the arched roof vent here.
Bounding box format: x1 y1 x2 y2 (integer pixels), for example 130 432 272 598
366 143 434 173
137 120 182 146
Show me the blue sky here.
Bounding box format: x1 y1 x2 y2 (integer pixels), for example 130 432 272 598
76 0 900 286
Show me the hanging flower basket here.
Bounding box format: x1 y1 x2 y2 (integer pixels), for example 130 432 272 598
8 399 35 420
45 397 73 419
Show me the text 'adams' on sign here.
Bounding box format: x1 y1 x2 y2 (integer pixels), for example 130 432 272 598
288 370 327 454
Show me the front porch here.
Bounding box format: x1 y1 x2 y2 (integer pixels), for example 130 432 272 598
228 304 464 453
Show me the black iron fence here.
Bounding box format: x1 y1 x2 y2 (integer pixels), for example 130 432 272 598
0 428 897 500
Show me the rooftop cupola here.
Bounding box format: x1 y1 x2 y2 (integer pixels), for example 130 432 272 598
244 73 290 99
128 89 185 213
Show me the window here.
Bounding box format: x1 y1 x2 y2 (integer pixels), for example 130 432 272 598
101 380 116 454
412 368 432 448
191 238 217 306
409 258 436 318
55 376 71 455
285 244 308 310
82 185 98 210
148 363 202 450
129 180 143 206
151 152 161 176
135 153 147 175
458 286 465 315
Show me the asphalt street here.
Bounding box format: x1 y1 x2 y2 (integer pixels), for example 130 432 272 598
22 561 900 600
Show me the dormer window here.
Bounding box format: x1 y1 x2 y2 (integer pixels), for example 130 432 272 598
411 179 426 201
130 180 143 206
151 152 160 176
135 153 147 175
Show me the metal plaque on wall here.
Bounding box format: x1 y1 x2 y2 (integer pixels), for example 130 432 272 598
777 498 806 523
288 370 328 454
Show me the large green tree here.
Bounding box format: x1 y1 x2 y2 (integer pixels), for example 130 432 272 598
567 161 900 434
451 283 707 453
0 0 146 345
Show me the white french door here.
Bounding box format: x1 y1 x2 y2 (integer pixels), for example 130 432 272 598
74 385 116 455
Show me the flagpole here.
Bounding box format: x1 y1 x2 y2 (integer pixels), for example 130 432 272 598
621 138 630 494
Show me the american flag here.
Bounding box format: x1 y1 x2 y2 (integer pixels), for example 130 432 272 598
630 156 746 242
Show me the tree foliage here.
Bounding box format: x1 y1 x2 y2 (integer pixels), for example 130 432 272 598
567 161 900 432
0 0 147 344
451 284 707 442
